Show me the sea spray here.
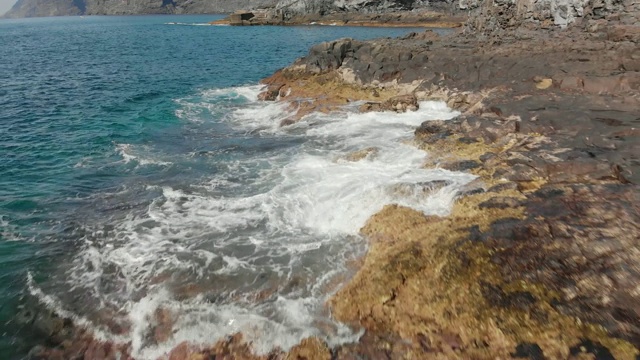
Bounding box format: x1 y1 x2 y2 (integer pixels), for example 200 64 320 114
28 85 475 358
0 20 460 359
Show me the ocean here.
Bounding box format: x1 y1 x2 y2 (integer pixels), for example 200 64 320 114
0 15 473 359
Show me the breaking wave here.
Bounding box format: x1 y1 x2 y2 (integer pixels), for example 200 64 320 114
29 85 474 358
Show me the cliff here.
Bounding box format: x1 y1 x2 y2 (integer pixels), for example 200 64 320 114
271 0 638 29
4 0 637 27
273 0 452 20
4 0 83 17
465 0 639 32
3 0 277 18
4 0 459 18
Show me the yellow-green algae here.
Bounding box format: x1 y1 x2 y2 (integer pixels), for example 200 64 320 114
417 132 550 191
259 71 638 358
329 134 638 359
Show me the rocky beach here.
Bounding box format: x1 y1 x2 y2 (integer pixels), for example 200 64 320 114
13 0 640 359
201 1 640 358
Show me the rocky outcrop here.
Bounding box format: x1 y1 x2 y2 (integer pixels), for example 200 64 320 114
5 0 464 20
6 0 637 26
253 17 640 359
465 0 640 32
274 0 448 20
294 36 433 84
359 94 419 112
210 0 466 27
3 0 276 18
4 0 83 18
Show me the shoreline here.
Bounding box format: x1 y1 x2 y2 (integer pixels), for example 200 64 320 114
209 10 465 29
246 18 640 359
209 20 464 28
27 7 640 360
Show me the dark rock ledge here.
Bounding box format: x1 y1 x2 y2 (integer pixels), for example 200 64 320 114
262 6 639 359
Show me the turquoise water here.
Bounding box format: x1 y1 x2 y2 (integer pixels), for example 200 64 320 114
0 15 463 359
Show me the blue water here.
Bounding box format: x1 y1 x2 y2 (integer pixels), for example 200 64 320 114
0 15 454 359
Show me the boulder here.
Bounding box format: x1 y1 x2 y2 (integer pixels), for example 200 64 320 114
385 94 419 112
607 25 640 43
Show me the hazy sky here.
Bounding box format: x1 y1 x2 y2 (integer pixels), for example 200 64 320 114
0 0 17 15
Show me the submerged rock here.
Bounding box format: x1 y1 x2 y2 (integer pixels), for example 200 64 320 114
342 147 379 161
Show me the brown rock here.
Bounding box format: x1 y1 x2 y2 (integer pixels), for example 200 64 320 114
607 25 640 42
384 94 418 112
440 159 481 171
478 196 522 209
342 147 378 161
153 307 174 344
358 101 383 112
286 337 331 360
582 75 632 94
258 83 285 101
546 160 625 183
360 94 419 113
558 76 585 90
167 342 192 360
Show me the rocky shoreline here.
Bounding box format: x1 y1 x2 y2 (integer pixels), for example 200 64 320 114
25 1 640 359
209 10 465 28
253 21 640 359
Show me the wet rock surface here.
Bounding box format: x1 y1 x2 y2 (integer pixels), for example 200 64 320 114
359 94 419 112
211 9 467 27
256 4 640 358
416 108 640 346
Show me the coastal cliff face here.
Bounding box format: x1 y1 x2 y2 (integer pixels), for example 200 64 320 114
4 0 446 18
6 0 632 25
3 0 276 18
4 0 83 17
465 0 639 31
271 0 638 29
274 0 448 19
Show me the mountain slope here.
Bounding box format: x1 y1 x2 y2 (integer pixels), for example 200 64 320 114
3 0 276 18
5 0 83 18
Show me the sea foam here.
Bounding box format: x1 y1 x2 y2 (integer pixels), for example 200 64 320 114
30 85 475 358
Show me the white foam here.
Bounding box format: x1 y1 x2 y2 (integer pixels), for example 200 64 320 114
45 89 474 358
174 85 280 126
27 272 129 344
73 157 92 168
200 85 262 102
115 143 172 167
0 215 22 242
128 288 171 356
258 101 474 235
229 101 294 132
